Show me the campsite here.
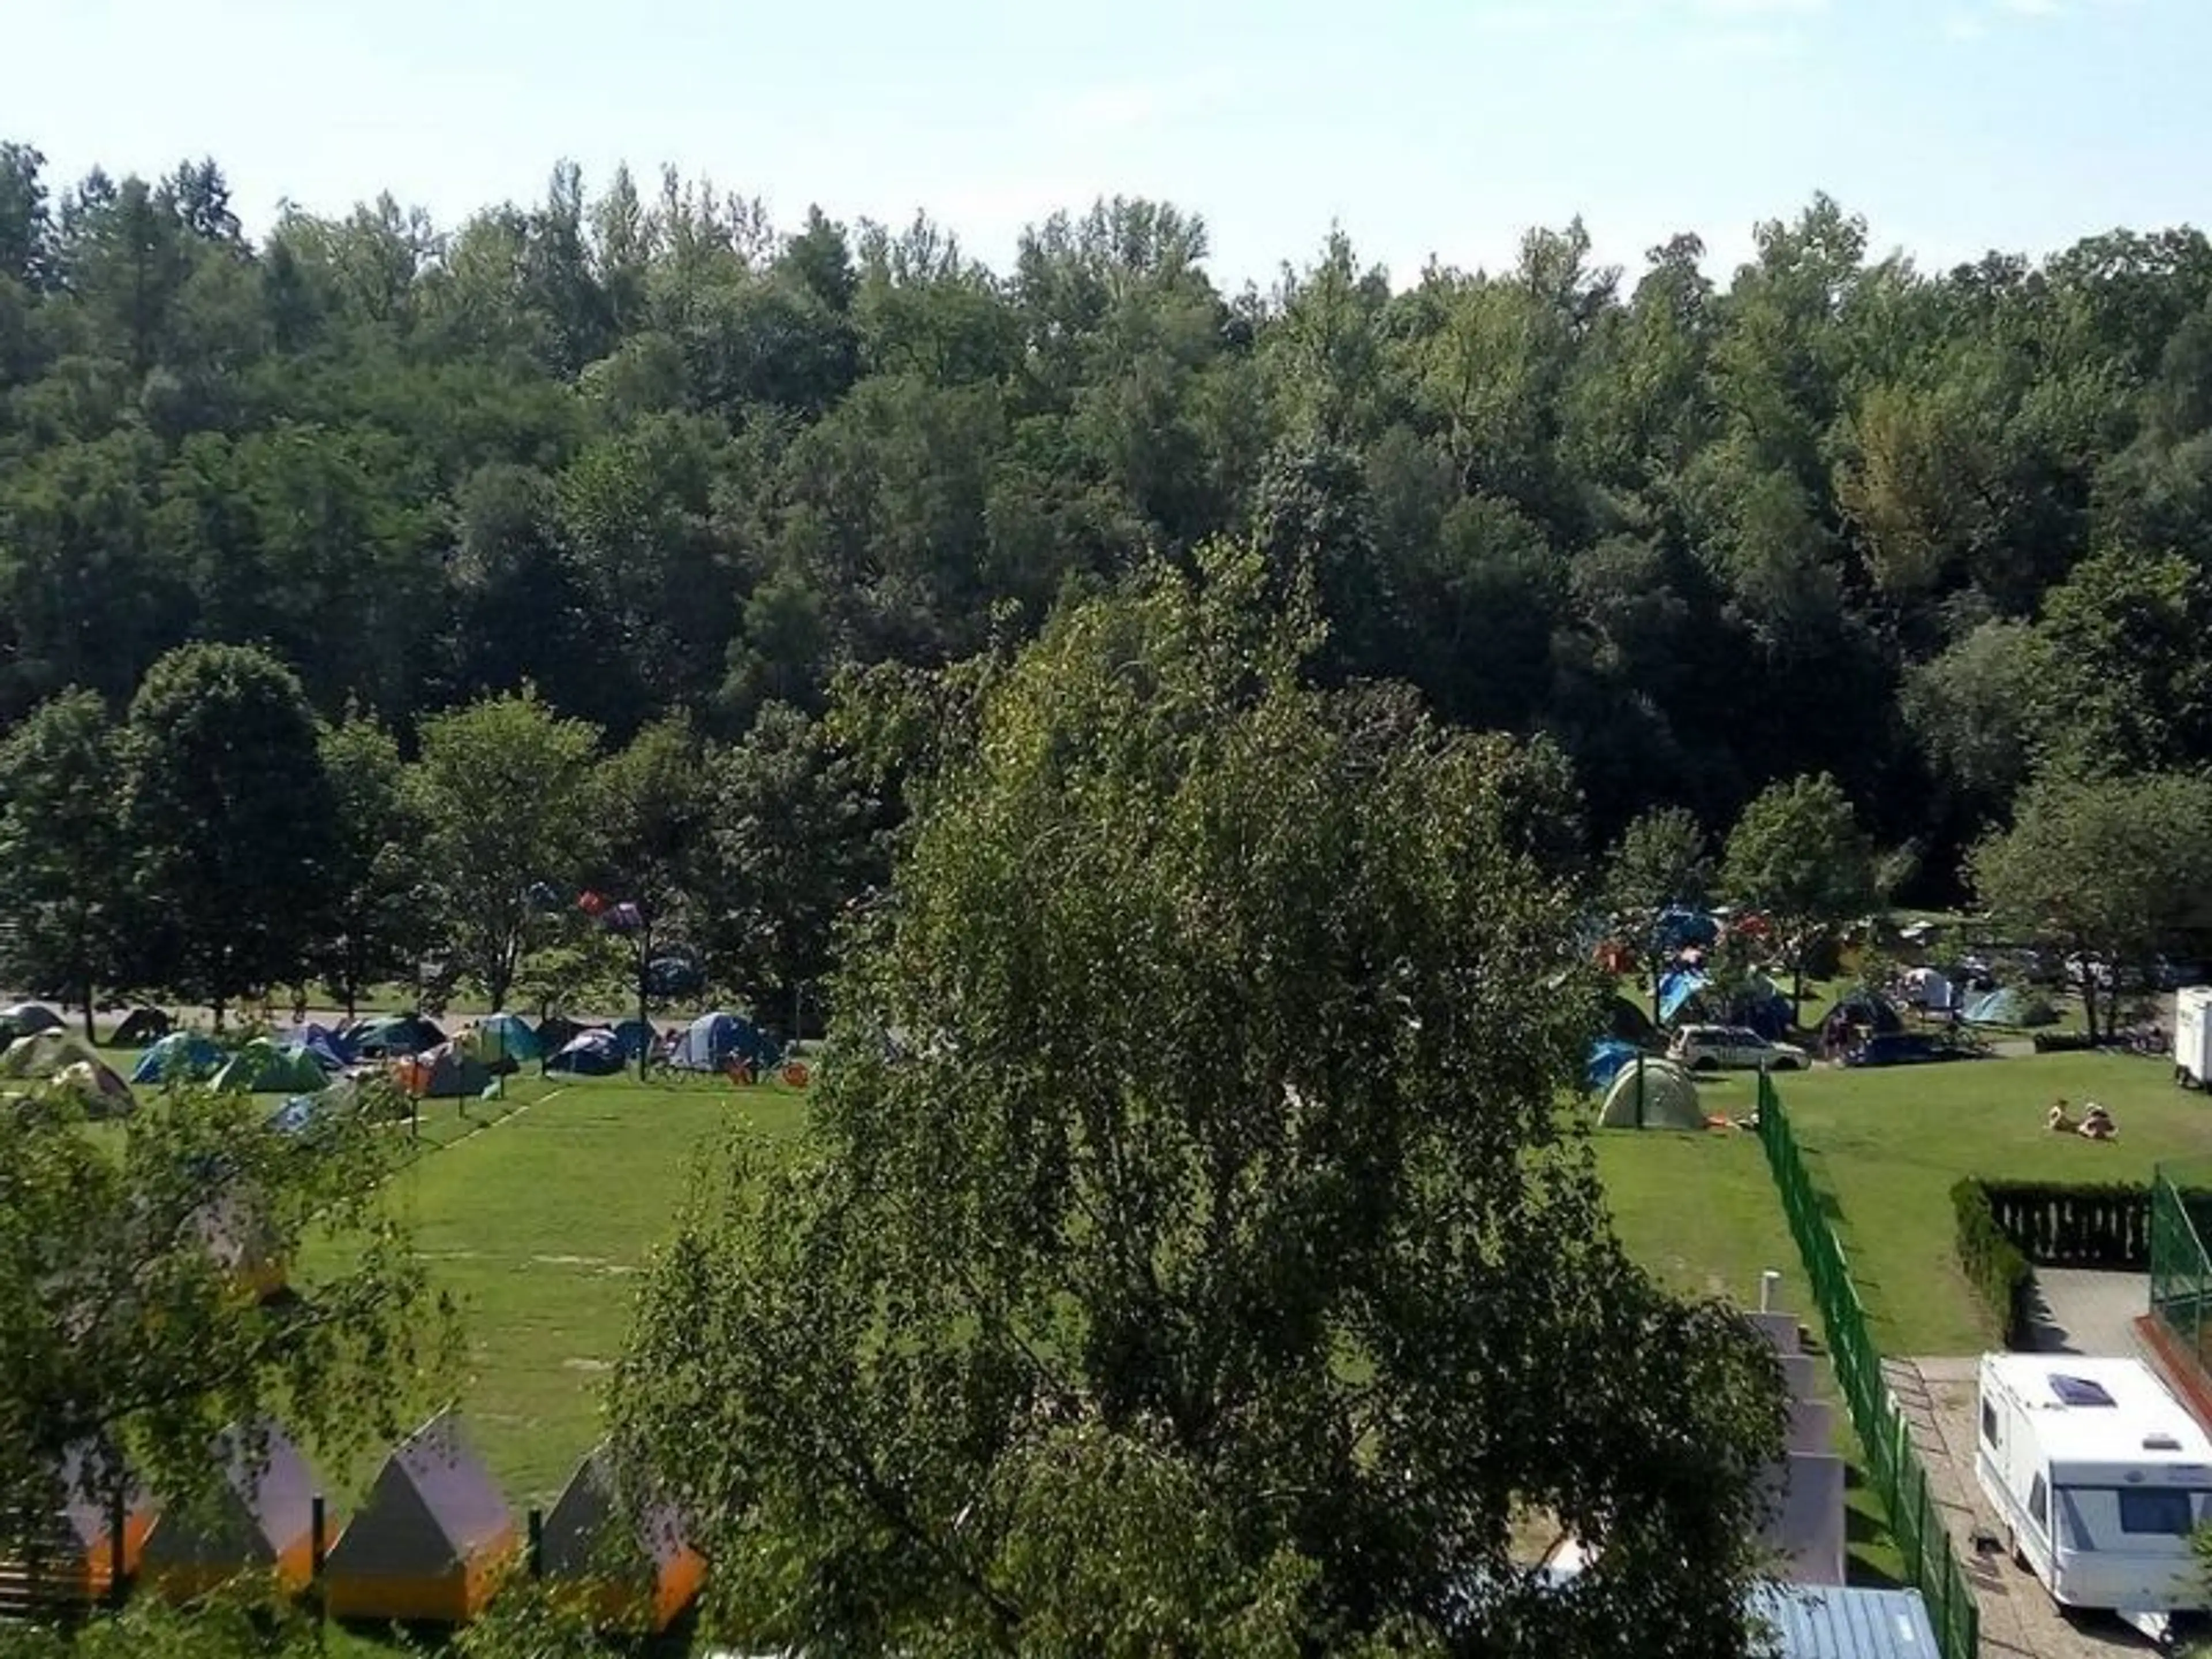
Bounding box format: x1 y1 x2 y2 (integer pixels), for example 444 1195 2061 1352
7 957 2199 1617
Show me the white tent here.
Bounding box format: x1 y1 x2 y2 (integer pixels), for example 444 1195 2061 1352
1596 1058 1707 1130
1901 968 1953 1012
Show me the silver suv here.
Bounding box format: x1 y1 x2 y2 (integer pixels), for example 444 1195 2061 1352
1667 1024 1809 1072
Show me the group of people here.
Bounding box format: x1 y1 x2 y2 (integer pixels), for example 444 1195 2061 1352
2046 1097 2118 1141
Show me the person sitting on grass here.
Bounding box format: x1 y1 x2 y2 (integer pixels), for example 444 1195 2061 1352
2080 1101 2116 1142
2047 1097 2076 1133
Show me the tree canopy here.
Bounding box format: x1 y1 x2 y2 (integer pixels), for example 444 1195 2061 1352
0 1075 452 1544
3 146 2212 904
613 550 1786 1657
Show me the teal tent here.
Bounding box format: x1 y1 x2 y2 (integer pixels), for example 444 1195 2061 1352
1964 986 2056 1028
132 1032 226 1085
460 1014 540 1072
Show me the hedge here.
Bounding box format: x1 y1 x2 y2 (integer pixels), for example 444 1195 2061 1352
1952 1179 2035 1348
1952 1177 2153 1347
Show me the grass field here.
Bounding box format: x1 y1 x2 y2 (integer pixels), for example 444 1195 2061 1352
84 1014 2205 1613
354 1074 807 1508
1615 1049 2209 1356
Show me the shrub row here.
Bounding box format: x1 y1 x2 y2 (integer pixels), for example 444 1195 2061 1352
1952 1179 2035 1349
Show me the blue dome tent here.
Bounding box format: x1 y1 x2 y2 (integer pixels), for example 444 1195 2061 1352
547 1031 624 1078
671 1012 778 1073
131 1032 225 1085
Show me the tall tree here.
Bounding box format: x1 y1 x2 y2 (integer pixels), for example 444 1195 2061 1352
1970 771 2212 1042
312 713 431 1020
592 714 714 1074
123 645 336 1023
1603 806 1714 1024
0 689 129 1037
615 550 1783 1657
414 690 603 1013
698 700 880 1031
1721 772 1880 1006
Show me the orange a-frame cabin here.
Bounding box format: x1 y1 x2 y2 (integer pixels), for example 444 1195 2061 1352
321 1413 515 1624
142 1420 320 1601
0 1444 158 1606
540 1444 706 1633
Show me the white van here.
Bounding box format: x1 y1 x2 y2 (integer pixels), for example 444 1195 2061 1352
1976 1354 2212 1628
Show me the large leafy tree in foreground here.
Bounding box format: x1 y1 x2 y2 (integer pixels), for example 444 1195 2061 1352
615 550 1785 1658
0 1078 454 1538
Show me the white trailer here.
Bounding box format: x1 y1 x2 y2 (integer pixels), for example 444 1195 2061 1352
2177 986 2212 1088
1975 1354 2212 1640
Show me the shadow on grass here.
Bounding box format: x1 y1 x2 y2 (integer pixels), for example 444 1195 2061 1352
1842 1465 1908 1590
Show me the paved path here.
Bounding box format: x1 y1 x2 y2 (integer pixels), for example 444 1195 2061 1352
2021 1270 2152 1358
1888 1356 2163 1657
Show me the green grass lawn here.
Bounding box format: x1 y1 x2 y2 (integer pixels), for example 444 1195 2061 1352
366 1074 809 1508
1637 1052 2212 1359
102 1024 2212 1615
1594 1126 1902 1585
1591 1046 2212 1583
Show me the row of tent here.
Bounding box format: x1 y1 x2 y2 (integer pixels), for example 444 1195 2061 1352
20 1413 702 1634
131 1008 789 1088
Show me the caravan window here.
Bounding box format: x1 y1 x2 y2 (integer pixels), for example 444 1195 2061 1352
1980 1400 1998 1448
2028 1474 2048 1536
2054 1487 2207 1552
2118 1490 2196 1537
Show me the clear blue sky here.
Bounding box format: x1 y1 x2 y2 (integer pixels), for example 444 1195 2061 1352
13 0 2206 290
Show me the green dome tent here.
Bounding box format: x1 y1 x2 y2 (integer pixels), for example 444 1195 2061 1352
1596 1056 1707 1130
211 1041 330 1096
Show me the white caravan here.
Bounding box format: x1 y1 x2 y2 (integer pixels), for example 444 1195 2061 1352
2176 986 2212 1088
1976 1354 2212 1638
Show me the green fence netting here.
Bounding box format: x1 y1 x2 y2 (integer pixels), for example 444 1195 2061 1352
2149 1158 2212 1379
1755 1073 1979 1659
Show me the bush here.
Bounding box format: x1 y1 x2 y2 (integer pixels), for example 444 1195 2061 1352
1952 1179 2035 1348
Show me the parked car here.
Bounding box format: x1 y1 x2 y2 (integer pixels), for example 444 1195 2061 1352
1842 1031 1983 1068
1666 1024 1808 1072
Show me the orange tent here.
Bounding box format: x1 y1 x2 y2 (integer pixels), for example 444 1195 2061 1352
0 1444 157 1609
143 1421 321 1601
541 1444 705 1633
323 1414 514 1624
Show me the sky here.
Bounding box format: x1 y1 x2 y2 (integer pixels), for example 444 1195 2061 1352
9 0 2206 291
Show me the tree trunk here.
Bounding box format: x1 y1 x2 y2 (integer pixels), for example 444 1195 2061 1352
81 988 97 1044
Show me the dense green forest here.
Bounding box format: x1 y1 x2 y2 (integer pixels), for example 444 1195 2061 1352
5 141 2212 889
